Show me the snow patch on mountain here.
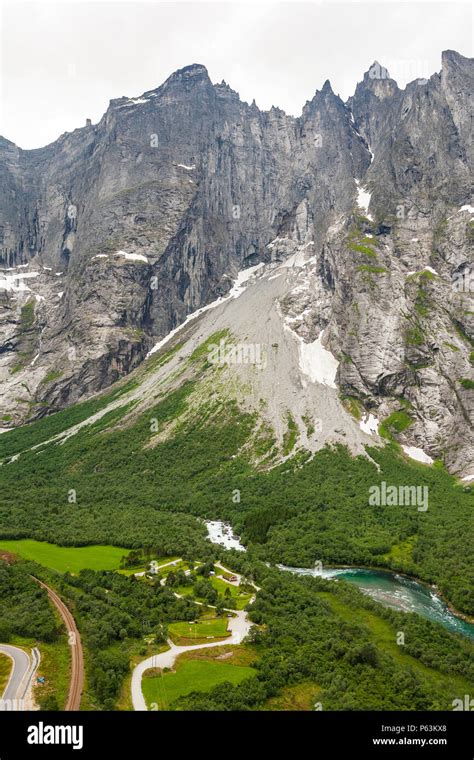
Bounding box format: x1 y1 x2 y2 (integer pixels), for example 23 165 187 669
360 413 379 435
297 330 339 388
402 445 433 465
355 180 373 220
115 251 149 263
0 271 40 292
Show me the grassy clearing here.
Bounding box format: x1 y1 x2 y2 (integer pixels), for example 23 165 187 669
379 410 413 440
381 536 417 569
156 559 187 576
263 681 321 711
209 576 253 609
176 576 253 610
118 555 181 576
168 617 231 644
179 644 256 666
0 540 128 574
142 658 256 710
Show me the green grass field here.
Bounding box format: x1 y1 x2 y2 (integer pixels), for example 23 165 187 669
175 576 253 609
142 659 256 709
168 617 231 643
0 539 129 573
156 559 186 576
0 653 12 697
209 576 253 609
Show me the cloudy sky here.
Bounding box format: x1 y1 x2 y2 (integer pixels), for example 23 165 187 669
0 0 472 149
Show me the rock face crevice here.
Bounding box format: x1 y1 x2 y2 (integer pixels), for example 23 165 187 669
0 52 472 476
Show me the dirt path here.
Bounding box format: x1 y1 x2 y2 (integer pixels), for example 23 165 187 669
32 576 83 711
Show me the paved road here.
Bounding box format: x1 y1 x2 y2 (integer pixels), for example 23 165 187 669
0 644 39 709
131 609 252 711
32 577 83 710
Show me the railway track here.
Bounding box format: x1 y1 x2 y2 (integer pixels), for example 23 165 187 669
32 576 83 711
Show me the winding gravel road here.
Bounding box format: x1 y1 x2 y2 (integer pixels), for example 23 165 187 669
131 609 252 711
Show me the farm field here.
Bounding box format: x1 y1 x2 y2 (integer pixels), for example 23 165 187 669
0 539 128 573
142 658 256 709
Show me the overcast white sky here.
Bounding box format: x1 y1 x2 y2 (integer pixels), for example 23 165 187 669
0 0 472 149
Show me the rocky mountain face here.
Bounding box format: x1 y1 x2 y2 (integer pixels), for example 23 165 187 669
0 51 472 477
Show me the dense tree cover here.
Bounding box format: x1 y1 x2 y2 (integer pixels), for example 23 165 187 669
315 575 474 681
60 569 197 650
0 372 472 616
0 383 236 556
236 445 474 616
0 559 204 710
177 570 474 711
56 569 198 709
2 555 473 712
0 563 59 642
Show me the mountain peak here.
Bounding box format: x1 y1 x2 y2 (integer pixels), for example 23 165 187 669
321 79 334 95
441 49 473 78
174 63 209 77
162 63 211 89
442 49 471 65
364 61 394 83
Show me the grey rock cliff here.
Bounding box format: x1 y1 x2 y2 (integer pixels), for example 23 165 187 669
0 53 472 476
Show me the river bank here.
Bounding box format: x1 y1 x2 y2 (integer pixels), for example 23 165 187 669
279 564 474 639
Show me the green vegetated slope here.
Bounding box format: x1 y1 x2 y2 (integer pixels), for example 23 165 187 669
0 338 472 616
